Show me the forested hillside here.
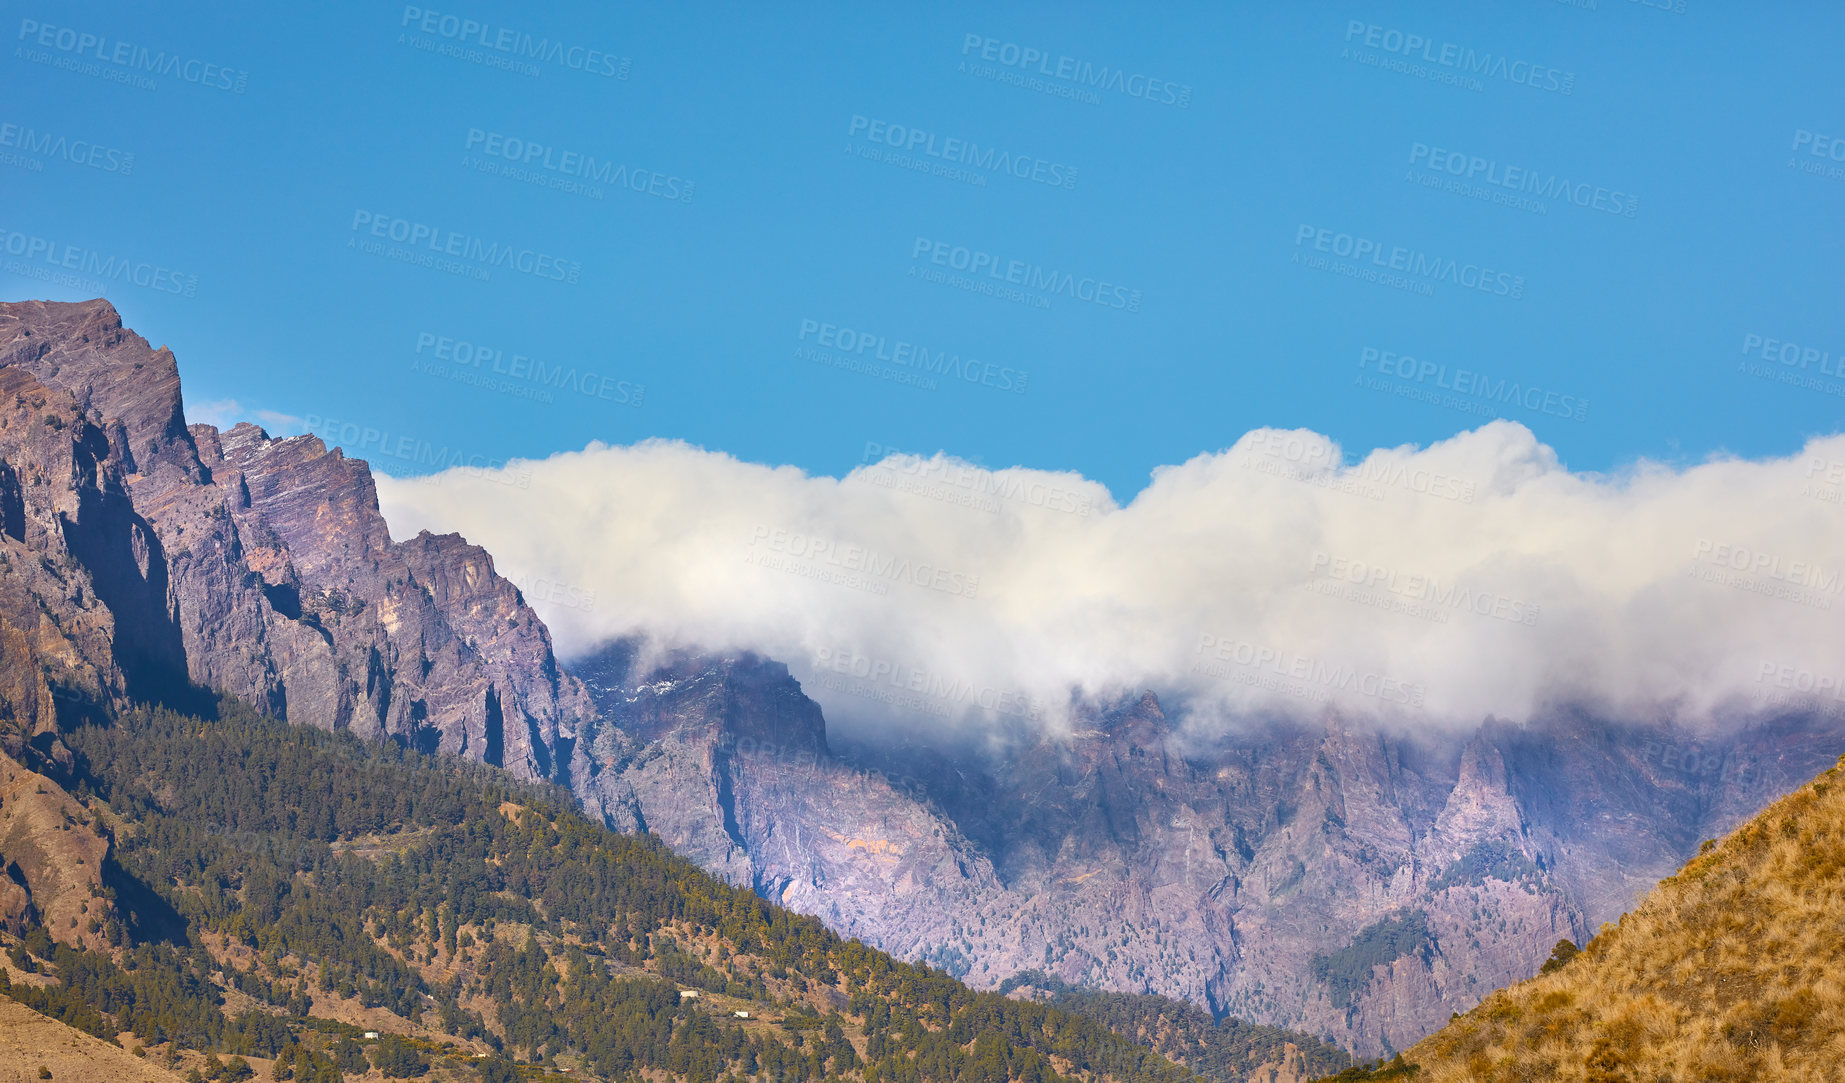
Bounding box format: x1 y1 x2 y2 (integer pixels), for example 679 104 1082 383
0 697 1198 1083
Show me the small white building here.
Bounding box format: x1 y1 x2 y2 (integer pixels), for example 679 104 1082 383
734 1010 751 1019
679 990 700 998
363 1031 380 1039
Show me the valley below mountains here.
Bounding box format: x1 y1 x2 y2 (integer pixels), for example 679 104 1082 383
0 298 1838 1064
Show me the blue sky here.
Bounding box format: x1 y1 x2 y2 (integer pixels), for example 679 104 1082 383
4 0 1841 500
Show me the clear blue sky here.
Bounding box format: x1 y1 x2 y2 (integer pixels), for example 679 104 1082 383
4 1 1841 500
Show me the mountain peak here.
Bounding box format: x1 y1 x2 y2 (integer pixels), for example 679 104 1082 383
0 300 598 784
0 297 188 476
573 638 827 756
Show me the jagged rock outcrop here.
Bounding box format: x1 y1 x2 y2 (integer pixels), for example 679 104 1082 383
0 298 594 783
574 642 1006 946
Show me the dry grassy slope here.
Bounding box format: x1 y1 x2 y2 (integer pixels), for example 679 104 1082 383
0 996 186 1083
1374 754 1845 1082
0 750 114 951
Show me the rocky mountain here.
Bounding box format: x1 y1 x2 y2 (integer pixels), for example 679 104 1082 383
571 642 1009 954
0 300 1340 1077
1 298 1836 1062
573 639 1843 1056
1341 751 1845 1081
0 298 593 785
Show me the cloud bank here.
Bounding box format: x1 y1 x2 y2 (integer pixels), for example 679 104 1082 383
373 422 1845 738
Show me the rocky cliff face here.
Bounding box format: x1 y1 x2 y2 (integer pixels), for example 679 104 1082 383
572 641 1006 949
573 637 1843 1055
0 298 594 784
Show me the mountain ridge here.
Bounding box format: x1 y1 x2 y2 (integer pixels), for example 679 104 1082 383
1 298 1839 1059
570 636 1844 1054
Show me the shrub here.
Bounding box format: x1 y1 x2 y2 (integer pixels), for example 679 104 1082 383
1538 939 1580 975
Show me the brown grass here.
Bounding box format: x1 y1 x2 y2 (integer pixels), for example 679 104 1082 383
0 996 187 1083
1389 755 1845 1081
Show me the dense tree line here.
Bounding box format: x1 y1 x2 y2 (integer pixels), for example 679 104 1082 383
0 698 1201 1083
1 928 288 1055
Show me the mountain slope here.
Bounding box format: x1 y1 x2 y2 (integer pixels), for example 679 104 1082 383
0 995 187 1083
1 692 1199 1083
1328 753 1845 1081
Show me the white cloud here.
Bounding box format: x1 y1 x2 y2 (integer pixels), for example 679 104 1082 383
373 422 1845 738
